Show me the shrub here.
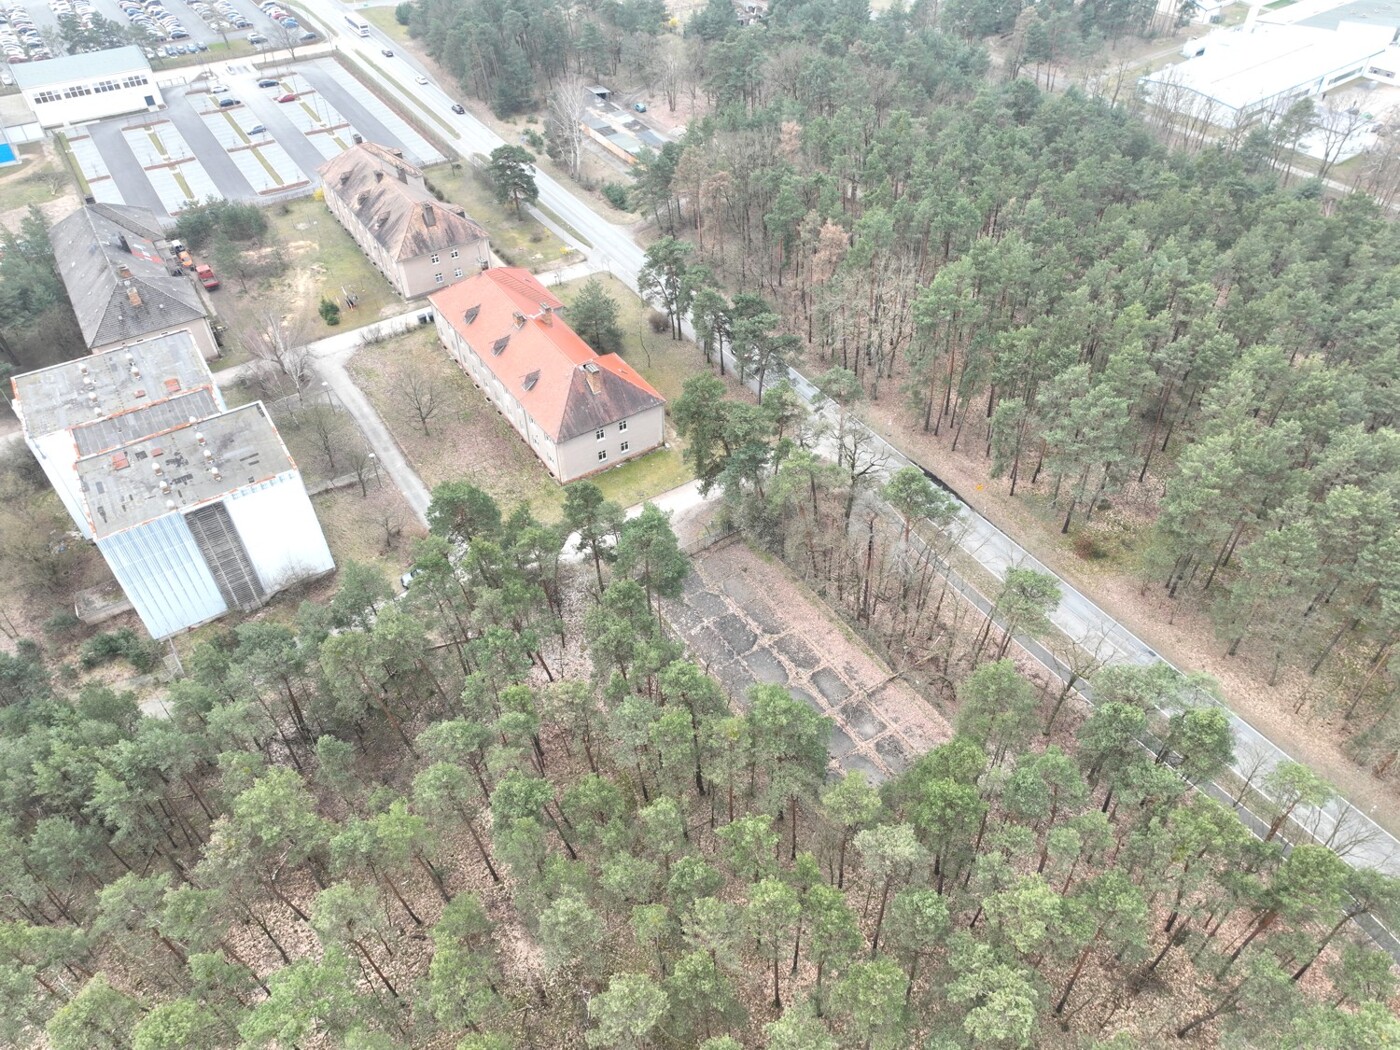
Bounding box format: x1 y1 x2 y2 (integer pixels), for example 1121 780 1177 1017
79 628 162 674
602 182 629 210
319 298 342 326
523 129 545 151
648 310 670 334
43 610 81 636
395 1 412 25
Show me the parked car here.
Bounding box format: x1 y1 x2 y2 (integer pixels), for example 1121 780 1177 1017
633 101 647 112
275 92 296 102
298 30 315 40
450 102 465 114
257 77 278 87
216 95 238 107
194 263 219 289
248 124 265 135
247 31 266 43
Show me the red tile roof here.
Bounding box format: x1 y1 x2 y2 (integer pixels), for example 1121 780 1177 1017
431 269 664 442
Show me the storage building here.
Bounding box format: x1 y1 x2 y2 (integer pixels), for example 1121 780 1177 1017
12 46 162 128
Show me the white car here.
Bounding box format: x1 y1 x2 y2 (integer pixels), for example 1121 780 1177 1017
415 74 428 85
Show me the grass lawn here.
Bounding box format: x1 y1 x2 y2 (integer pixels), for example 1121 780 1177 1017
314 481 427 585
0 144 72 215
555 273 701 405
245 196 403 331
591 446 690 507
364 5 410 41
348 276 703 521
349 326 564 520
426 161 576 271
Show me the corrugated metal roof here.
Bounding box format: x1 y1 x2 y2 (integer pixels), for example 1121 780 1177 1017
72 388 219 456
11 46 149 89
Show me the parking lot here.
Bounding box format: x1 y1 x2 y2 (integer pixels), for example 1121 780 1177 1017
66 57 445 216
1 0 308 63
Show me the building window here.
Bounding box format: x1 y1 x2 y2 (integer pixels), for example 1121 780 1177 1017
33 90 60 104
595 429 605 441
93 79 119 93
62 84 92 98
434 273 444 284
618 420 628 432
450 248 460 258
620 441 629 453
122 74 149 88
430 253 440 264
597 450 608 462
453 268 463 278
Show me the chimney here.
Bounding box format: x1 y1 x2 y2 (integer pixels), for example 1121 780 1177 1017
374 170 383 183
397 165 407 182
117 264 132 279
339 172 351 184
421 202 436 227
126 285 142 308
512 311 526 329
117 234 131 254
357 191 370 206
539 302 553 324
582 361 601 396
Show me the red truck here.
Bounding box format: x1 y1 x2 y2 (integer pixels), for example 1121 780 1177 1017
194 264 220 290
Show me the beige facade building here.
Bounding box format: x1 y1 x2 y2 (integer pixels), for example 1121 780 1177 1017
50 203 219 361
431 269 666 483
319 143 490 299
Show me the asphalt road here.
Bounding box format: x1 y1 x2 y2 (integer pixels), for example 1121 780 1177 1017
294 0 1400 952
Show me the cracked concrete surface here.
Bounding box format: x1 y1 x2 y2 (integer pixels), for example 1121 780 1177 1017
669 538 952 783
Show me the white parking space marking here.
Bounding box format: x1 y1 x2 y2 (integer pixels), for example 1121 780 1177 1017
310 60 443 166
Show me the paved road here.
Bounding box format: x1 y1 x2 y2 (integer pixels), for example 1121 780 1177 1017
295 0 1400 937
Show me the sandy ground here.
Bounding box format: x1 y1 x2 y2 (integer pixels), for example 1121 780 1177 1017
857 395 1400 834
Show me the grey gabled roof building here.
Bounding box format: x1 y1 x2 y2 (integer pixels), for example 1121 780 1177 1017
50 204 209 353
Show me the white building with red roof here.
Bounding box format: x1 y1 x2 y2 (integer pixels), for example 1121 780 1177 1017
430 269 666 483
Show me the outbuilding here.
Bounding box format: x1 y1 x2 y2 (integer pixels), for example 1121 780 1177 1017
12 46 162 128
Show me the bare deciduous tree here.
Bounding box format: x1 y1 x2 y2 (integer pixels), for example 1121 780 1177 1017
1309 102 1373 181
241 308 313 401
398 368 443 437
301 403 350 476
548 75 591 182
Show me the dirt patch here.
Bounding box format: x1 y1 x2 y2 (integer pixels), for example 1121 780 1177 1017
857 396 1400 835
672 538 953 782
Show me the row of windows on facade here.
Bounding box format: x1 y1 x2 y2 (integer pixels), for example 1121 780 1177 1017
429 249 461 264
596 420 628 441
433 268 466 284
34 74 148 104
599 443 629 461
